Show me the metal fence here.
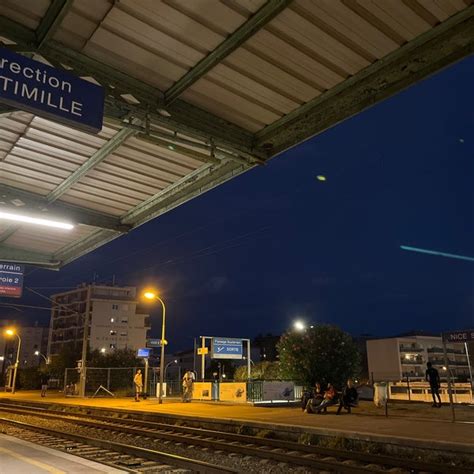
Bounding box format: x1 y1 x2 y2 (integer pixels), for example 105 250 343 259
64 367 183 397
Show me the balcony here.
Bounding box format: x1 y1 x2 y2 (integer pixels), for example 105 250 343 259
399 345 423 352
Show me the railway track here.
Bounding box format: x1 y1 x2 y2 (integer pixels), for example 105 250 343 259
0 401 471 473
0 416 235 473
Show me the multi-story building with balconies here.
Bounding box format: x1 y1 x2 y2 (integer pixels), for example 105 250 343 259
47 284 151 358
367 333 471 382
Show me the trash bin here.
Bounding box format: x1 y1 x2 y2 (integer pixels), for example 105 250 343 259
373 382 388 407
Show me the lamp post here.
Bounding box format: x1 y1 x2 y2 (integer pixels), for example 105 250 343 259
5 329 21 394
144 291 167 404
164 359 177 381
34 351 49 365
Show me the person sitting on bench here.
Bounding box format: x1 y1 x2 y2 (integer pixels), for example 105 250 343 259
337 378 358 414
307 383 337 414
303 382 324 412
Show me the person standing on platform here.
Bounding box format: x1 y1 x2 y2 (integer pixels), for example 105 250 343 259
40 372 50 397
336 379 358 414
425 362 442 407
134 369 143 402
182 370 195 402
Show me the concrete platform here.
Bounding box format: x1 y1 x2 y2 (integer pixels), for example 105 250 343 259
0 391 472 455
0 433 124 473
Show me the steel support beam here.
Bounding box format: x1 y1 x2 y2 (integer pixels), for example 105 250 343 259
46 127 136 202
256 6 474 156
54 160 253 267
0 16 258 157
35 0 74 48
0 245 61 269
164 0 293 104
0 184 132 232
122 161 253 227
53 228 121 267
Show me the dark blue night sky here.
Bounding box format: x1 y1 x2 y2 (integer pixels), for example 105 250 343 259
2 57 473 351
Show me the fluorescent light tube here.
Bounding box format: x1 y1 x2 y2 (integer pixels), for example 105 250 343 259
0 211 74 230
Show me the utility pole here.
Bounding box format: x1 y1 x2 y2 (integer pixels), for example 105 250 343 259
79 285 92 397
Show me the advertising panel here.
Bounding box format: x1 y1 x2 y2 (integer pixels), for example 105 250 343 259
193 382 214 401
0 48 104 133
262 381 295 401
219 382 247 403
211 337 243 359
0 262 24 298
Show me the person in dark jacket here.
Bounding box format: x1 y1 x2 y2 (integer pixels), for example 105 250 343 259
425 362 442 407
336 378 358 414
302 382 323 412
40 373 50 397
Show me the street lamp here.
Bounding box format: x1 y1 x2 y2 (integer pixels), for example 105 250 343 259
100 347 106 354
4 328 21 394
164 359 178 381
143 290 167 404
293 320 306 331
34 350 49 364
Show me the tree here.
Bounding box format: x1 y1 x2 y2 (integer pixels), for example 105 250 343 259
234 361 280 381
88 348 142 368
48 345 81 379
277 324 360 389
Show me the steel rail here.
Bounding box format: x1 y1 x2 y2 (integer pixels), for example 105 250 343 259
0 402 470 473
0 415 236 473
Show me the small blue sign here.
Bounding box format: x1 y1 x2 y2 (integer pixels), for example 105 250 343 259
0 48 104 133
137 348 152 358
0 262 24 298
212 337 243 360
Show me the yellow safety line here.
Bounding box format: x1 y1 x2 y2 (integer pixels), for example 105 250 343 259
0 446 66 474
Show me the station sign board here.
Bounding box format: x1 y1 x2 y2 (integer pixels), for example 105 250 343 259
137 348 152 358
147 339 163 348
0 47 104 133
442 330 474 343
0 262 24 298
211 337 243 360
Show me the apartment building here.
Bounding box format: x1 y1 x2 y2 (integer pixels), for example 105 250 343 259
47 284 151 358
1 322 48 370
367 333 471 381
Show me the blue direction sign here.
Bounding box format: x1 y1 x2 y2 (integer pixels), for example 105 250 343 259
0 47 104 133
211 337 243 360
443 330 474 343
0 262 24 298
137 348 152 358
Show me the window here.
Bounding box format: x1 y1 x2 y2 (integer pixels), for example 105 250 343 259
112 304 119 310
121 318 128 324
120 331 127 337
110 330 117 336
110 317 115 323
110 344 116 349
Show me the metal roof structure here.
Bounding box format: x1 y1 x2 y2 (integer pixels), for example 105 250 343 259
0 0 472 270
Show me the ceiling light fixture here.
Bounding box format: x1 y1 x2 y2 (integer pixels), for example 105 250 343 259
0 211 74 230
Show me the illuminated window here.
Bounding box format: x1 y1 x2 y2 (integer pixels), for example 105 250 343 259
110 330 117 336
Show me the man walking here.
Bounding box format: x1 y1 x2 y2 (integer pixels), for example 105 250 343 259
134 369 143 402
425 362 442 407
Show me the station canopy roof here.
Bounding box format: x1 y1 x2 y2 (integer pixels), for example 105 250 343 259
0 0 472 270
